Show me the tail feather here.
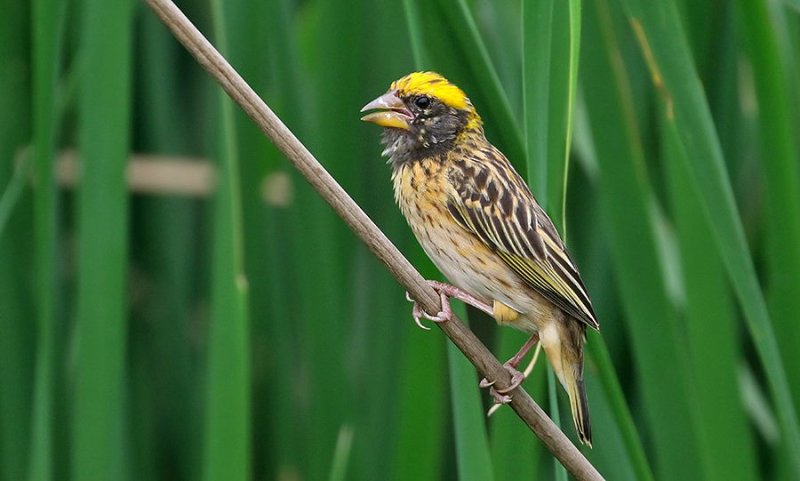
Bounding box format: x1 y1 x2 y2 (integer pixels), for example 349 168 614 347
540 321 592 447
567 374 592 447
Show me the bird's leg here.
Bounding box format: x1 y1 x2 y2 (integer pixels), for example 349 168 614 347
503 333 540 376
425 280 494 316
405 280 493 329
480 333 540 407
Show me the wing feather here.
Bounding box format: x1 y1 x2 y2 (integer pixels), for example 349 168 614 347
447 156 599 330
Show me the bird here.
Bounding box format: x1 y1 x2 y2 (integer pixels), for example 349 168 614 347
361 71 599 446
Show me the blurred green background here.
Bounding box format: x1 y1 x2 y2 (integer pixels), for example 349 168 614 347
2 0 800 479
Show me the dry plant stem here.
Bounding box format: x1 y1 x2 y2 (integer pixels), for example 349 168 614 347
143 1 604 479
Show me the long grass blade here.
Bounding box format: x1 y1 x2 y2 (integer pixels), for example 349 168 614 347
437 0 525 165
580 369 636 481
547 369 567 481
327 425 354 481
0 2 34 479
73 0 132 479
215 1 280 477
523 0 578 477
581 0 707 478
289 2 358 476
448 305 496 481
735 0 800 417
252 0 307 476
29 0 64 478
402 0 431 69
522 1 581 478
620 0 800 474
523 0 554 199
663 121 758 481
516 1 558 476
568 150 654 480
135 13 203 480
202 1 251 480
0 154 31 237
489 331 541 481
586 339 655 481
781 0 800 11
389 324 447 481
521 3 564 471
560 0 581 231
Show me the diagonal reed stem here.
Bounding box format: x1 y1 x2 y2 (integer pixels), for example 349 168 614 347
143 1 604 479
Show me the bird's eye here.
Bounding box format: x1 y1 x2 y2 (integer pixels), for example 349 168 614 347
414 96 431 109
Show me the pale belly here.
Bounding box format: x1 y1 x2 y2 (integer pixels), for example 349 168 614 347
406 208 555 333
392 160 558 332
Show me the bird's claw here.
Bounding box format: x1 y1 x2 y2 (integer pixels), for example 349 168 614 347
406 289 453 330
489 390 514 405
481 362 526 415
494 365 526 394
404 280 496 330
480 362 526 393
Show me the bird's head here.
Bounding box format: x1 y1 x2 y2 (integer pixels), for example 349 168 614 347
361 72 482 164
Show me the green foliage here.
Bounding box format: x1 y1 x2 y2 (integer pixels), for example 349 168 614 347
3 0 799 480
72 2 133 481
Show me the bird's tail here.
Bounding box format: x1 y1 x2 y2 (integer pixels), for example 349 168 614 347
563 361 592 447
540 322 592 447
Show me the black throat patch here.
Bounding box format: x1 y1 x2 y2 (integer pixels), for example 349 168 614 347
381 107 470 168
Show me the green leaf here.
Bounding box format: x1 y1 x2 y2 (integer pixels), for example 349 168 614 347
0 154 30 238
619 0 800 475
586 339 655 481
547 368 567 481
489 330 542 481
73 0 133 479
523 0 554 199
581 0 707 478
664 120 758 481
736 0 800 418
327 426 355 481
521 0 582 478
781 0 800 12
558 0 581 233
29 0 65 479
250 1 306 474
402 0 431 69
448 307 495 481
0 1 34 479
437 0 525 167
390 325 447 481
203 1 252 480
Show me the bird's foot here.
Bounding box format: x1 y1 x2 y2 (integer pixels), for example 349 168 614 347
405 288 453 330
405 280 493 329
480 361 526 395
480 334 540 415
481 363 526 415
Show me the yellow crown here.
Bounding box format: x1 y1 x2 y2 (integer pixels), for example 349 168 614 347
391 72 470 110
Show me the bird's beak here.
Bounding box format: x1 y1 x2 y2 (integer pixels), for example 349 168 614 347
360 90 412 130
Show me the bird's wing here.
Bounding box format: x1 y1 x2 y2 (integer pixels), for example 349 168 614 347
445 156 599 330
